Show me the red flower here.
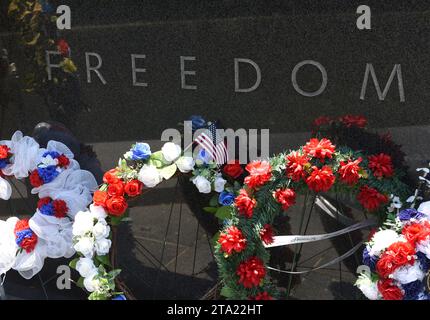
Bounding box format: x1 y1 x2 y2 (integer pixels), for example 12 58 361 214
124 180 143 197
29 170 43 187
223 160 244 179
57 154 70 168
286 151 309 182
53 199 69 218
402 221 430 245
14 219 38 253
236 256 266 288
368 153 394 178
357 186 389 211
218 226 247 255
107 182 125 197
103 169 120 184
375 254 396 278
244 161 272 189
376 241 415 278
37 197 51 209
249 292 274 300
303 138 336 161
305 166 335 192
0 145 10 159
274 188 296 211
377 280 403 300
312 116 332 128
235 189 257 218
339 115 367 128
260 224 274 245
57 39 70 57
93 190 108 207
338 157 362 185
105 196 128 217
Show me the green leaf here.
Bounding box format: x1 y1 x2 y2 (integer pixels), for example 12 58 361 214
110 215 123 226
158 163 177 180
209 194 219 207
215 206 233 220
96 255 112 267
211 232 220 247
69 258 79 270
220 286 235 298
151 151 170 165
109 269 122 279
148 159 164 168
203 207 217 214
76 277 85 289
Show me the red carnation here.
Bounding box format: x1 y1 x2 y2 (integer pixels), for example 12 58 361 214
305 166 335 193
14 219 38 253
29 170 43 187
244 161 272 189
338 157 362 185
223 160 244 179
103 169 120 184
368 153 394 178
93 190 108 207
107 182 125 197
339 115 367 128
37 197 51 209
53 199 69 218
260 224 274 245
57 154 70 168
375 254 396 279
273 188 296 211
218 226 247 255
57 39 70 57
0 145 10 159
286 151 309 182
249 292 274 300
124 179 143 197
234 189 257 218
357 186 389 211
236 256 266 288
303 138 336 161
106 196 128 217
376 241 415 278
312 116 331 128
402 221 430 245
377 280 404 300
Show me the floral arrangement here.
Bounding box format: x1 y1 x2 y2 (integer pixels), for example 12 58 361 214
356 168 430 300
213 137 411 299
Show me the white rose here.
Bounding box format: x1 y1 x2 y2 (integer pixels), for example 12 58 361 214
95 238 112 256
138 165 162 188
161 142 181 162
355 273 380 300
369 229 402 257
72 211 95 236
92 220 110 240
193 176 211 194
73 236 95 258
175 156 195 173
418 201 430 218
76 257 97 278
83 271 101 293
214 176 227 193
89 204 107 220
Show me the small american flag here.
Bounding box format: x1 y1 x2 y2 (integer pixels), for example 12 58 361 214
194 122 229 166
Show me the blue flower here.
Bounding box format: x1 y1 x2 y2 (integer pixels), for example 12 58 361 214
38 165 60 184
0 159 8 169
402 280 425 300
219 191 235 206
131 143 151 161
362 247 378 272
40 203 54 216
398 208 424 221
112 294 127 300
189 115 206 131
42 151 60 159
196 149 212 165
40 0 54 13
15 229 34 246
417 251 430 273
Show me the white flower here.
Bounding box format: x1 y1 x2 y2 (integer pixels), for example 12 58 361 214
74 236 95 258
214 176 227 193
417 239 430 259
89 204 107 220
72 211 95 236
123 151 133 160
138 165 162 188
175 156 195 173
41 155 58 167
83 271 101 293
355 273 380 300
418 201 430 218
387 195 402 213
391 261 425 284
193 176 212 194
161 142 181 162
76 257 97 278
92 220 110 240
369 229 401 257
95 238 112 256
